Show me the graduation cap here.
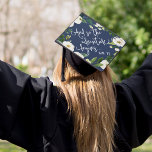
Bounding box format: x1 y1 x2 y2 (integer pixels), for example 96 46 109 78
55 12 126 81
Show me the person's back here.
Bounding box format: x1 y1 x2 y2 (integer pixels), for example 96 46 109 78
0 53 152 152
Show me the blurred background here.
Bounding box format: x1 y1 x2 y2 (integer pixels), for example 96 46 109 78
0 0 152 151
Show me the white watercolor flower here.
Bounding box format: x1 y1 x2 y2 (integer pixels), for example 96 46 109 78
63 41 75 51
100 60 109 70
95 23 104 30
115 48 120 52
95 23 102 28
110 46 113 48
74 52 84 59
69 22 74 27
74 16 83 24
113 37 126 47
98 27 104 30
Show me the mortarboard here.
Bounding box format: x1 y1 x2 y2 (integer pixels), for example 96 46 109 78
55 12 126 81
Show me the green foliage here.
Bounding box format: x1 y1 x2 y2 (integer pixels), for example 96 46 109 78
81 53 88 57
94 63 103 67
0 141 25 152
15 64 28 74
97 57 103 63
132 142 152 152
79 0 152 81
90 57 97 63
57 34 65 43
0 138 151 152
15 64 39 78
106 55 113 62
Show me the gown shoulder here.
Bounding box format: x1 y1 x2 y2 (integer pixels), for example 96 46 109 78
0 60 58 151
114 53 152 151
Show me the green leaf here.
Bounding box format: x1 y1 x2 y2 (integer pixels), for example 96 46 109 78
60 35 64 38
110 32 116 37
87 19 93 24
93 63 103 67
83 0 88 2
112 45 117 48
68 29 72 33
82 19 87 23
106 56 113 62
66 35 71 40
58 38 65 42
90 57 97 63
113 52 117 56
58 35 64 40
108 41 115 45
96 57 103 63
57 38 62 41
81 53 88 57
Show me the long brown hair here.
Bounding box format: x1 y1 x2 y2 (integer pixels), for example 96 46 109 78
53 56 117 152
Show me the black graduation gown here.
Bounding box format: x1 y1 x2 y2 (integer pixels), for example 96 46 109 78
0 53 152 152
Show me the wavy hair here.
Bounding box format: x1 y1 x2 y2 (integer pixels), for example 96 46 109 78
53 56 117 152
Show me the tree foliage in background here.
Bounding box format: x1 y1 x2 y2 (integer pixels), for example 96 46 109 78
16 64 28 74
79 0 152 81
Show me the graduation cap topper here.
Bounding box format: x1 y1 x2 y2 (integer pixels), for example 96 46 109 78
55 12 126 81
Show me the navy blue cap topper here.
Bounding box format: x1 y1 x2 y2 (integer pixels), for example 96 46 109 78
55 12 126 72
